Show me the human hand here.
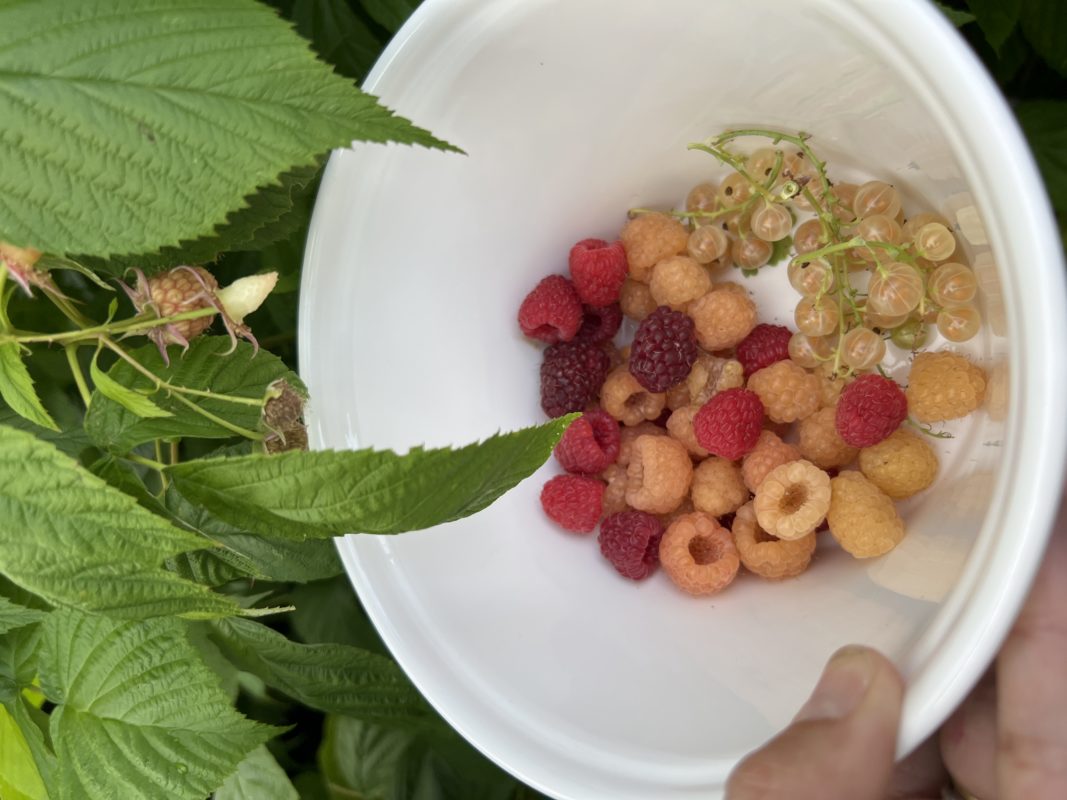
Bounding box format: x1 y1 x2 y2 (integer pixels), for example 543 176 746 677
725 499 1067 800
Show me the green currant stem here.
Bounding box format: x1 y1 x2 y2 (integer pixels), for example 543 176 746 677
64 345 92 407
99 338 265 440
905 417 954 439
795 236 864 263
712 128 833 203
687 143 777 203
629 205 742 222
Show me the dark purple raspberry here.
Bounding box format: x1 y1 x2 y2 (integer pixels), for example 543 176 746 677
736 323 792 377
628 306 698 392
540 341 610 418
573 303 623 344
598 510 664 580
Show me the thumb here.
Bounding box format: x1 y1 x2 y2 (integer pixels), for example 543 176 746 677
726 646 905 800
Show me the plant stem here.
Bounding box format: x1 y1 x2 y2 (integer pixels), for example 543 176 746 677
169 439 180 465
127 452 167 471
8 306 217 346
154 440 170 491
65 345 92 407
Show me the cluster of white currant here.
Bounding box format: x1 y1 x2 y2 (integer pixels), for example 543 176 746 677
646 129 981 374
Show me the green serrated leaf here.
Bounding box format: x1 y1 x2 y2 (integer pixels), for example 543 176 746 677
768 234 793 266
0 702 48 800
89 348 172 419
1016 101 1067 211
210 617 436 726
359 0 422 32
290 576 386 655
934 0 977 26
964 0 1021 51
168 416 576 539
88 164 322 275
0 344 59 432
1020 0 1067 75
293 0 382 81
0 424 239 618
85 337 301 453
38 609 279 800
35 255 114 292
215 745 300 800
0 624 43 704
0 0 457 259
0 597 45 636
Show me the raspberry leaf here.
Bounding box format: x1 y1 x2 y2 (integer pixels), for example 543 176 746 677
0 344 59 433
292 0 382 81
0 701 49 800
965 0 1021 52
1015 101 1067 211
0 424 240 618
207 617 438 726
0 597 45 637
359 0 422 33
37 609 279 800
215 745 299 800
85 338 302 453
89 349 172 420
1019 0 1067 75
167 415 577 539
0 0 458 260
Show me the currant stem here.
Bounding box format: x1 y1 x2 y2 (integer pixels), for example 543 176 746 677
127 452 167 472
65 345 92 407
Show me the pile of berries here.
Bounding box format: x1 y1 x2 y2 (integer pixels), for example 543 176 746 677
519 131 988 597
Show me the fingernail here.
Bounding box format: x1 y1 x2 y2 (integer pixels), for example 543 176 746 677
794 645 877 722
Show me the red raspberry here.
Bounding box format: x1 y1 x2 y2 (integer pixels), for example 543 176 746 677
692 388 764 460
540 474 605 533
573 303 623 344
518 275 582 344
598 510 664 580
736 323 792 378
554 409 621 473
835 374 908 447
629 306 699 392
569 239 628 306
540 341 611 418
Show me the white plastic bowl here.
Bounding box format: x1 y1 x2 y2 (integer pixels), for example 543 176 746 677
298 1 1067 797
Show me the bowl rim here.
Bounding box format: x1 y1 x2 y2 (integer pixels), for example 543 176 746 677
298 0 1067 795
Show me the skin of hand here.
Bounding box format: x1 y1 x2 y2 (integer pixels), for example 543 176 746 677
726 497 1067 800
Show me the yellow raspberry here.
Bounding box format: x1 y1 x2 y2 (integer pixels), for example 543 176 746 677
617 421 666 466
858 429 938 499
688 287 757 351
732 501 816 580
601 367 666 427
666 380 692 411
620 213 688 282
147 266 218 339
741 430 801 492
754 459 831 540
687 352 744 405
906 351 986 422
659 512 740 596
625 435 693 514
798 406 858 469
600 464 629 516
619 278 658 321
813 362 847 408
747 360 821 423
666 405 709 458
650 255 711 309
827 471 905 558
691 457 749 517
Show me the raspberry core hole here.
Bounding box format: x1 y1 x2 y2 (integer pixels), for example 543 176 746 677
754 527 778 544
688 533 722 565
780 483 808 514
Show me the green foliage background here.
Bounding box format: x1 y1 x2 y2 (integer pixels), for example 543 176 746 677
0 0 1062 798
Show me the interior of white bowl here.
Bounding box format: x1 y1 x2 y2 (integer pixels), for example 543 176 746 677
298 0 1067 797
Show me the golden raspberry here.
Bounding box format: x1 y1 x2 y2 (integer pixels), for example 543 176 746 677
619 278 658 321
666 404 709 458
687 353 744 405
754 459 831 540
906 351 986 422
666 380 691 411
747 360 821 423
147 266 218 339
617 421 666 466
797 406 858 469
600 464 629 516
741 430 801 492
620 213 688 282
858 429 938 499
659 512 740 596
827 471 905 558
659 497 695 529
814 362 847 408
625 435 693 514
691 457 749 517
713 281 748 296
601 367 666 427
688 287 757 351
732 501 816 580
650 255 711 309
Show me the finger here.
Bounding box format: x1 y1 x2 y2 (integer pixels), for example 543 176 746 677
887 732 950 800
996 500 1067 798
727 646 903 800
939 671 998 800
